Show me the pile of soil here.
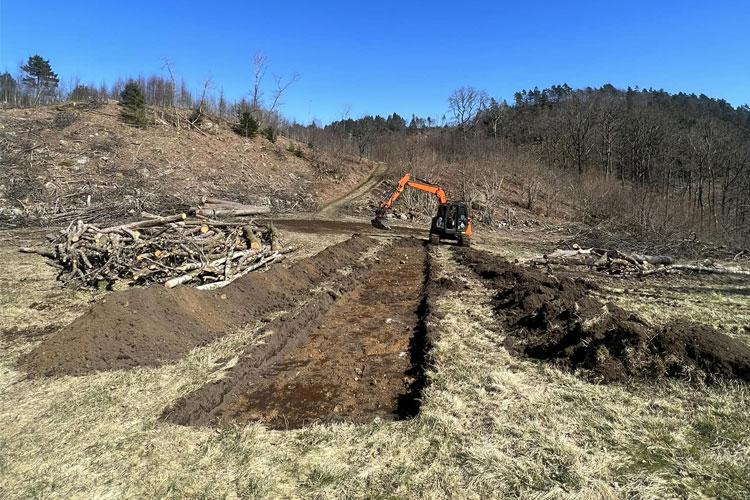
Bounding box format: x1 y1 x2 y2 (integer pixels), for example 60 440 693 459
455 248 750 383
164 238 435 429
20 235 374 377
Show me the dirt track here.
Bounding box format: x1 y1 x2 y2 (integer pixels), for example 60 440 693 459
268 217 423 237
317 162 390 216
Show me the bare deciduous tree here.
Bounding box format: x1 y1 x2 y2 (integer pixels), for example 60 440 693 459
251 52 268 111
448 86 489 131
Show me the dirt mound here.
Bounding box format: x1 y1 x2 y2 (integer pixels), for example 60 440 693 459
455 248 750 383
453 247 601 327
656 320 750 381
433 276 469 293
164 238 435 429
19 235 374 377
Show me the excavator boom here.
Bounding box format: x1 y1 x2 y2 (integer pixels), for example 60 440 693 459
373 173 449 229
378 173 448 211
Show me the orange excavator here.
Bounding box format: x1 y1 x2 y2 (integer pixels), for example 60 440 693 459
372 173 472 246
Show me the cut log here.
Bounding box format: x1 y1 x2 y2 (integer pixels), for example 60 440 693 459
643 255 674 266
268 221 282 251
243 225 262 251
19 247 57 259
195 252 285 290
164 272 199 288
544 248 593 259
201 197 246 208
101 213 187 233
193 206 271 216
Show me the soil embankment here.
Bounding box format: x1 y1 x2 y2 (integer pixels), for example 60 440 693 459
454 248 750 383
20 236 374 377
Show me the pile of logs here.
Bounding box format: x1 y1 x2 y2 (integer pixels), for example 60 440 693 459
20 213 290 290
531 245 750 277
192 197 271 217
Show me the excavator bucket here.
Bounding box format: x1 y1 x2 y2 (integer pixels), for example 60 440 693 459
371 216 391 230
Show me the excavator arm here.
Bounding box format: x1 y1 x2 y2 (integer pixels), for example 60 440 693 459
378 173 448 210
373 173 448 228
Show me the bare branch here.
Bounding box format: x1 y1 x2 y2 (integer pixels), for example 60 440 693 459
251 52 268 111
268 72 300 113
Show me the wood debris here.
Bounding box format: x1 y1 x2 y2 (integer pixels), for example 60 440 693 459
191 197 271 217
20 212 291 289
530 245 750 277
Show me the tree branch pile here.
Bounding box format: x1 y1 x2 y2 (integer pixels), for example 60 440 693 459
531 245 750 277
20 213 291 290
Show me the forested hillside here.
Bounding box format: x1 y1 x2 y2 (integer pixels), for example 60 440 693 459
500 85 750 242
290 85 750 250
3 55 748 249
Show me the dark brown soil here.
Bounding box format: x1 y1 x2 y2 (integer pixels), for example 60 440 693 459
163 238 435 429
455 248 750 383
19 235 375 377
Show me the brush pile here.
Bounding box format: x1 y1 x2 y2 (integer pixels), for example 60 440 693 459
20 213 289 290
530 246 672 276
531 246 750 277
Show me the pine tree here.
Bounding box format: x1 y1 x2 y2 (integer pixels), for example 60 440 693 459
262 125 277 142
21 55 59 104
218 89 227 119
234 102 259 137
119 81 148 127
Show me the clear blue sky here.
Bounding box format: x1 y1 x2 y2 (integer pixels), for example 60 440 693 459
2 0 749 123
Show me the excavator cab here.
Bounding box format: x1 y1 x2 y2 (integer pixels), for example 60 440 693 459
430 202 471 246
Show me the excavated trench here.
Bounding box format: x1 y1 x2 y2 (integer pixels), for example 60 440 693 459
163 238 435 429
18 232 440 429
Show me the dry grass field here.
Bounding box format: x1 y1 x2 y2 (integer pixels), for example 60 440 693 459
1 224 748 499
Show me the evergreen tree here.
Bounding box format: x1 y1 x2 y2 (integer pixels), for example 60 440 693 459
262 125 277 142
234 102 259 137
119 81 147 127
0 72 18 104
218 89 227 119
386 112 406 132
21 55 59 103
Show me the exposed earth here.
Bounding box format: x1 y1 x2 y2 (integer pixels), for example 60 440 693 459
2 110 750 498
10 218 750 432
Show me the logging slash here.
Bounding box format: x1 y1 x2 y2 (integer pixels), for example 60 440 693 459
530 246 750 278
21 212 290 289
